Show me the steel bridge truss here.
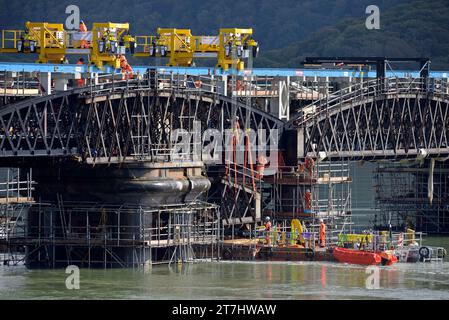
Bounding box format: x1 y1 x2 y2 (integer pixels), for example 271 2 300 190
293 77 449 160
0 72 282 163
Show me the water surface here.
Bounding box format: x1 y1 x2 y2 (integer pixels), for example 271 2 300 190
1 238 448 300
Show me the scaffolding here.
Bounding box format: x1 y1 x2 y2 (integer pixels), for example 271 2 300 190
374 160 449 233
261 158 353 238
0 168 35 264
3 200 221 268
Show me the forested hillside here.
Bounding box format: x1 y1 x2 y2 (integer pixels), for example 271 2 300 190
258 0 449 69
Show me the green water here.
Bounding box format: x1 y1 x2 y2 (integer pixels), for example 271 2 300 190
1 237 449 300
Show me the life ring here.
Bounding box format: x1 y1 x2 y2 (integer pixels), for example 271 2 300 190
419 246 431 262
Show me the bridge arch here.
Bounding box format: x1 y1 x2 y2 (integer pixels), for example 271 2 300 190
0 75 283 165
288 77 449 160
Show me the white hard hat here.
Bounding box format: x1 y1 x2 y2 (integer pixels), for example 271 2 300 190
319 219 324 223
265 216 271 221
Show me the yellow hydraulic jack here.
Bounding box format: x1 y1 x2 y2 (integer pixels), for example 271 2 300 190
217 28 258 71
90 22 136 69
134 27 259 71
4 22 67 64
0 21 136 70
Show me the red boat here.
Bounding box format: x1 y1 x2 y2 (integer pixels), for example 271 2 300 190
333 247 382 265
333 247 398 266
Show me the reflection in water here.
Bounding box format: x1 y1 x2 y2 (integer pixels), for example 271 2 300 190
321 265 327 288
1 260 448 300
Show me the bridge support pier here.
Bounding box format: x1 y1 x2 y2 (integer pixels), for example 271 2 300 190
4 161 222 268
31 162 211 206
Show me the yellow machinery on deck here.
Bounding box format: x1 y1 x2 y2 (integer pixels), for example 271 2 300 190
134 28 259 70
1 22 259 71
0 21 136 69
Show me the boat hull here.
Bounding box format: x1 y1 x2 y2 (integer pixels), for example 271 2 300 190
333 247 382 265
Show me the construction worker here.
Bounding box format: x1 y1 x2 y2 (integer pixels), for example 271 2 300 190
305 156 315 177
236 79 244 91
79 20 89 49
194 79 202 88
256 155 268 179
319 219 326 248
264 216 272 246
119 55 134 80
76 58 85 87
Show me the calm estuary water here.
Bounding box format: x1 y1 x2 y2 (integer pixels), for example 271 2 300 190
1 237 449 300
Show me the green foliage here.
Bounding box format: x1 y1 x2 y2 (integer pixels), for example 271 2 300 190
258 0 449 70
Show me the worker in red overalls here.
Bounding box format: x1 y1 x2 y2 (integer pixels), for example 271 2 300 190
256 155 268 179
79 20 89 48
76 57 85 87
264 216 272 246
119 55 134 80
305 156 315 177
319 218 326 248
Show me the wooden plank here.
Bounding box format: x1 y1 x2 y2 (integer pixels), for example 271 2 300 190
0 197 34 204
0 88 40 96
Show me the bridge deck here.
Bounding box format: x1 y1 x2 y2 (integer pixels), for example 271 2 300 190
1 61 449 78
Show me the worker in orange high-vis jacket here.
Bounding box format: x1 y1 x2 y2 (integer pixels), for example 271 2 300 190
319 218 326 247
119 55 134 80
264 216 272 246
305 156 315 177
79 20 89 48
76 58 85 87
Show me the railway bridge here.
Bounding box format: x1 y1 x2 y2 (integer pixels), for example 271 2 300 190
1 63 449 267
